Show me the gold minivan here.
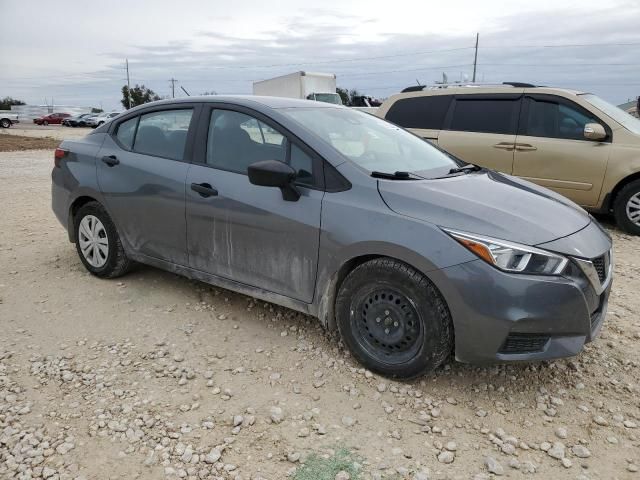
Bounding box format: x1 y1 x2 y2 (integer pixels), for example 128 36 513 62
377 84 640 234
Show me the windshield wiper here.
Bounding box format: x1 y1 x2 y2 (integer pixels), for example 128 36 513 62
371 171 422 180
448 164 482 174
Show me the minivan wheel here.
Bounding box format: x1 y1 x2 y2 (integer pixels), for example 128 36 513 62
613 180 640 235
336 258 453 379
73 202 132 278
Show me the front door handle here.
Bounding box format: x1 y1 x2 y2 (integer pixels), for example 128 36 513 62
515 144 538 151
493 142 515 151
191 182 218 198
101 155 119 167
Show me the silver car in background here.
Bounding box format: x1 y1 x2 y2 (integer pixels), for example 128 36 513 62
51 96 613 378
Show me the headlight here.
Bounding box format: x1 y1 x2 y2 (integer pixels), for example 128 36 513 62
443 229 568 275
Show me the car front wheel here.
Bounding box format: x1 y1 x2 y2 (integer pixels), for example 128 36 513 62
42 120 48 126
614 179 640 235
74 202 132 278
335 258 453 379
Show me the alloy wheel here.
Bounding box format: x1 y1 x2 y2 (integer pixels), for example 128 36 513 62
626 193 640 227
78 215 109 268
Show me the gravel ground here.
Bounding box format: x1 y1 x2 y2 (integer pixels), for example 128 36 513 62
0 149 639 480
1 124 89 141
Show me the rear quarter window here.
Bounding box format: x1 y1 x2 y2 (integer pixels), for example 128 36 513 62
115 117 138 150
385 95 452 130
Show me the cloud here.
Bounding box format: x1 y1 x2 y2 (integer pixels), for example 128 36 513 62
1 1 638 109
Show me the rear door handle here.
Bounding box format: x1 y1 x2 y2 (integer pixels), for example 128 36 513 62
515 144 537 151
101 155 119 167
493 142 515 151
191 182 218 198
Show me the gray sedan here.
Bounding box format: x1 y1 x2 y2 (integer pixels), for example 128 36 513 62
51 96 613 378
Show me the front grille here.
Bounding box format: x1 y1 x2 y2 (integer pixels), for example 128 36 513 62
499 334 550 354
592 255 606 283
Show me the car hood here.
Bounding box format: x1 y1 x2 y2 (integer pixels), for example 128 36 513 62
377 170 590 246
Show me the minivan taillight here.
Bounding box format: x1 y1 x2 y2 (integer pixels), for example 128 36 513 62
54 148 68 168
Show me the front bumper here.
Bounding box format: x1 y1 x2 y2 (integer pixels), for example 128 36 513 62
432 221 613 364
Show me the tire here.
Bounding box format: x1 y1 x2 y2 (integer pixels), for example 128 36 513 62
0 119 11 128
42 120 48 126
335 258 453 379
73 202 132 278
613 179 640 235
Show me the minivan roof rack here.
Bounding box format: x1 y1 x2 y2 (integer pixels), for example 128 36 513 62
401 85 426 93
400 82 537 92
502 82 537 88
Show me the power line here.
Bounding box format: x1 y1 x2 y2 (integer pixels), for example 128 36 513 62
5 40 640 83
480 41 640 49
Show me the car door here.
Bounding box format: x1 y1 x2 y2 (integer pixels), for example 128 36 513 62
96 105 199 265
383 94 452 144
512 95 612 207
437 94 523 173
185 105 323 303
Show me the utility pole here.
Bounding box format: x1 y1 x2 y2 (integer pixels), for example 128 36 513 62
125 59 132 109
169 78 178 98
472 33 479 83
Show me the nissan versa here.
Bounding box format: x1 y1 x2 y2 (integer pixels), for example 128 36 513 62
51 96 613 378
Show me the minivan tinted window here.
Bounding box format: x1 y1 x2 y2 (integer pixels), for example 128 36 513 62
449 98 520 135
385 95 452 130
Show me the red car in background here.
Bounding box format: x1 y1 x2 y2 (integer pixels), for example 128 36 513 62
33 113 71 126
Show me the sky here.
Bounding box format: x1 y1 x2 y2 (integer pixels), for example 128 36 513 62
0 0 639 111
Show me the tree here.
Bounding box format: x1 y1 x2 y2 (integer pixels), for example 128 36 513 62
336 87 349 105
91 107 103 114
0 97 26 110
121 84 160 109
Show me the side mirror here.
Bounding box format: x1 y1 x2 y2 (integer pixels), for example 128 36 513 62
248 160 300 201
584 123 607 141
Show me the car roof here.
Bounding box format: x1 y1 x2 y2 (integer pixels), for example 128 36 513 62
387 85 587 101
126 95 341 112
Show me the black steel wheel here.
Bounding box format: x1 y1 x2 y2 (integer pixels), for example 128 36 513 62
336 258 453 379
353 287 423 365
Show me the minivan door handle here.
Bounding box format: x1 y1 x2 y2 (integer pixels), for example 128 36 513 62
101 155 119 167
515 144 538 151
191 182 218 198
492 142 515 151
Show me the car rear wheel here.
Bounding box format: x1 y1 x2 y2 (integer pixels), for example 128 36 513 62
335 258 453 379
0 119 11 128
614 180 640 235
74 202 132 278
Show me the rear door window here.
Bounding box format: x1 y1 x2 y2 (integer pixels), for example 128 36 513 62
385 95 452 130
133 109 193 161
449 97 520 134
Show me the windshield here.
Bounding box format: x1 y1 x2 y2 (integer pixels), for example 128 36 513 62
310 93 343 105
281 107 458 177
581 94 640 135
